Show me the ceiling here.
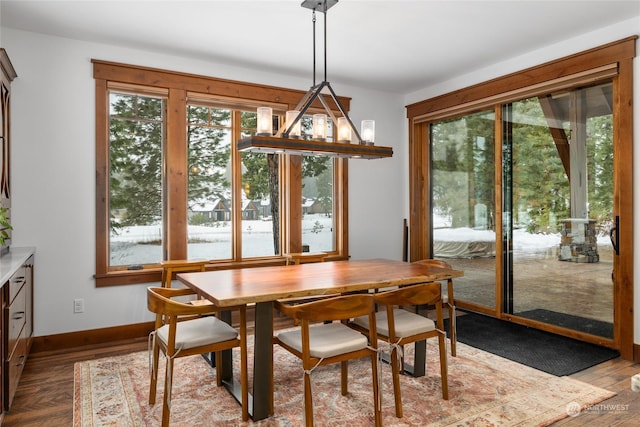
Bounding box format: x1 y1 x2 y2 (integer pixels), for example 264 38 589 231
1 0 638 94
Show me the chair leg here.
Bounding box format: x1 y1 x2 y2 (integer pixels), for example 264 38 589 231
240 309 249 421
215 351 223 387
438 332 449 400
303 372 314 427
390 344 403 418
149 342 160 405
370 353 382 427
341 360 348 395
448 303 457 357
162 357 174 427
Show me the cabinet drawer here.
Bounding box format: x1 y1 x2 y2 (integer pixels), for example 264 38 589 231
5 332 27 410
7 266 26 304
7 287 26 357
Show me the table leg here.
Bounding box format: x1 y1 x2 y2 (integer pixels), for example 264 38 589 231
448 279 457 357
216 304 273 420
201 352 213 366
380 340 426 377
251 301 273 420
218 311 233 381
411 340 426 376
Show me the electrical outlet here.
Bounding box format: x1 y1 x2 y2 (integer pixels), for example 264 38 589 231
74 298 85 313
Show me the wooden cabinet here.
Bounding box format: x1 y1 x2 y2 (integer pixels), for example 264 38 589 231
0 249 35 416
0 49 16 257
0 49 21 422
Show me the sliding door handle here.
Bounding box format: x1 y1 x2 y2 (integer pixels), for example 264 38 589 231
609 216 619 256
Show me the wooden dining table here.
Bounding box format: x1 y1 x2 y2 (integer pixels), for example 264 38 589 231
178 258 463 421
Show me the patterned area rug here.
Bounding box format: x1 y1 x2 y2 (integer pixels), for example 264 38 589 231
74 338 615 426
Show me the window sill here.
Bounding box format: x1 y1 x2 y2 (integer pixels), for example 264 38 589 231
94 255 348 287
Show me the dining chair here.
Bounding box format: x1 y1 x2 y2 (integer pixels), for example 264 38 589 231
279 252 334 325
284 252 329 265
349 282 448 418
273 294 382 427
412 258 458 356
161 259 214 311
147 286 248 426
160 259 208 288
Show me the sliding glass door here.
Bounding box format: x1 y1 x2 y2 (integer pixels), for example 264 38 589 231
503 83 614 338
429 82 615 338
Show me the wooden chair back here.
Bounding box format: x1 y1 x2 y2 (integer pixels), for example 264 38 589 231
277 293 374 323
411 258 458 356
284 252 328 265
374 281 441 308
147 286 218 325
160 259 207 288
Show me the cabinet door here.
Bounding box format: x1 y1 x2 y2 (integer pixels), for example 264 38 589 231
0 49 16 255
0 285 3 417
25 256 34 341
7 282 25 359
0 80 9 203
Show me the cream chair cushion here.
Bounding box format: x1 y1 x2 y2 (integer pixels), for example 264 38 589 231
277 322 368 358
353 308 435 338
157 317 238 350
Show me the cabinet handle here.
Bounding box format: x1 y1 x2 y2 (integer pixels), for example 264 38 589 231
12 311 25 320
15 355 25 367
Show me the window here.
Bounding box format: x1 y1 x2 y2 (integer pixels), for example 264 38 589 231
109 91 165 267
94 61 350 286
300 115 336 253
302 156 335 252
186 103 234 260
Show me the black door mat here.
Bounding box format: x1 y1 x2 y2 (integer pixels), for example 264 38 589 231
516 308 613 339
447 311 619 376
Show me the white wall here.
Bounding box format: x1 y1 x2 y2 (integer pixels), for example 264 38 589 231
404 17 640 345
1 29 405 336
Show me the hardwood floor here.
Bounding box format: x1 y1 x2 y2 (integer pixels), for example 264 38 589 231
2 320 639 426
553 358 640 426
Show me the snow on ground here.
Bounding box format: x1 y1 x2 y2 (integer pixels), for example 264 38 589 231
110 214 334 265
110 214 612 266
434 227 611 254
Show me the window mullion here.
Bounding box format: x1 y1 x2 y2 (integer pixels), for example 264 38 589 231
231 111 243 260
165 88 188 260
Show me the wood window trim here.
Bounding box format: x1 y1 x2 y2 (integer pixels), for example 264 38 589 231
406 37 635 120
93 60 351 111
93 60 350 286
406 36 636 360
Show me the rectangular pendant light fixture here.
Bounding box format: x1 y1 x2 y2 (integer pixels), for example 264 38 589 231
237 0 393 160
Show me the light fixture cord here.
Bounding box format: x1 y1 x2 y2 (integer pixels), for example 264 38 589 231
312 10 316 86
323 1 328 82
